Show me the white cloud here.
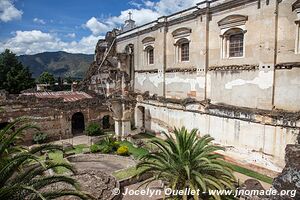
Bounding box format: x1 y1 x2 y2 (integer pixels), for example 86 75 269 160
0 0 23 22
85 17 110 35
84 0 202 35
33 18 46 24
0 30 101 55
66 33 76 38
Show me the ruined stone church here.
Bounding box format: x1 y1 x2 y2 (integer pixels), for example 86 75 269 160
84 0 300 173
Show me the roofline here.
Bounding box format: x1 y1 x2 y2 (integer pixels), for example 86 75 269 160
116 0 260 41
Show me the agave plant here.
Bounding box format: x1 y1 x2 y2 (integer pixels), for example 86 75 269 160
137 127 236 200
0 118 90 200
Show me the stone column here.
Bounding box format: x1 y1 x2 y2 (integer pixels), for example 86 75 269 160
114 120 122 137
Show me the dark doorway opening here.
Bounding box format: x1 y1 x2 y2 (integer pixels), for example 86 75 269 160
102 115 110 129
137 106 145 128
71 112 85 135
0 122 9 130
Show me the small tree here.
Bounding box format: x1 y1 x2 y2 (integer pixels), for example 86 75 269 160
0 49 35 93
38 71 56 85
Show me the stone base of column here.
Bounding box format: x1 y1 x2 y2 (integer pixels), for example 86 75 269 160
121 120 131 138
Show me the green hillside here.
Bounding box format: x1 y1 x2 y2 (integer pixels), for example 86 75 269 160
18 51 93 78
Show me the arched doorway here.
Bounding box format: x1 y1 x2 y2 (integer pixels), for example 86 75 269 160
71 112 85 135
102 115 111 129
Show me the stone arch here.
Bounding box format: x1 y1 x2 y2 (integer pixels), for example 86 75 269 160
71 112 85 135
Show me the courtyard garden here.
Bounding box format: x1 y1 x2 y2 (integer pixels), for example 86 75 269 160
0 117 274 200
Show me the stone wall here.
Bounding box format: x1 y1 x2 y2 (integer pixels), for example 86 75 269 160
135 98 299 170
0 94 113 144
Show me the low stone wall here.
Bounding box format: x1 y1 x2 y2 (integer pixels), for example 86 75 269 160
66 153 136 166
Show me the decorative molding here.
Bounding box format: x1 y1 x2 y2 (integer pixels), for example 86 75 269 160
218 14 248 29
275 62 300 69
172 27 192 37
142 37 155 44
135 69 158 73
208 65 258 71
166 67 197 73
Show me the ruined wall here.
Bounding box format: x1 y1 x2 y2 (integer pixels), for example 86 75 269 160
274 67 300 111
208 67 274 109
0 95 112 144
135 100 299 170
115 0 300 111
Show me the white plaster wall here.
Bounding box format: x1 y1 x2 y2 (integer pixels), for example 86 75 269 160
165 72 205 100
274 68 300 111
208 69 273 109
136 102 298 168
134 72 163 95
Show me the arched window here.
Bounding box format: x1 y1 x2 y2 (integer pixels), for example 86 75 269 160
144 45 154 65
221 28 245 58
229 32 244 57
175 38 190 62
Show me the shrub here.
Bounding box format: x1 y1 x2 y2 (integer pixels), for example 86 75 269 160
99 145 112 154
112 141 120 151
117 146 129 156
90 144 101 153
86 123 104 136
33 132 48 144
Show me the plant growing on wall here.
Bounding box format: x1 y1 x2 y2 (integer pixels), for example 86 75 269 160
32 132 48 144
137 127 236 200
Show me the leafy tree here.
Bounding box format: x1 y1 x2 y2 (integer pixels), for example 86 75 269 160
0 118 90 199
137 127 236 200
0 49 35 94
38 71 56 85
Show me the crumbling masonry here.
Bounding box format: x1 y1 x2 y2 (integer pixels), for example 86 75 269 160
83 0 300 193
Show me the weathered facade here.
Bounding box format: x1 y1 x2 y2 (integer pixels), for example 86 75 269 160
87 0 300 173
0 91 113 144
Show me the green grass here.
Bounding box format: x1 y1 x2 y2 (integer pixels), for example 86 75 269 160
219 160 273 184
46 144 90 174
112 166 145 180
48 151 69 174
118 141 149 159
67 144 89 154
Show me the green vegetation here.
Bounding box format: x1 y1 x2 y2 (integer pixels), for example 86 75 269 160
118 140 149 159
112 166 145 180
90 144 102 153
68 144 89 154
137 127 236 200
219 160 273 184
38 71 55 85
86 123 104 136
32 132 48 144
116 146 129 156
0 49 35 93
0 118 89 199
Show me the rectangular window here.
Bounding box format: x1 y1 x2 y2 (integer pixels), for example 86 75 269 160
181 43 189 61
148 49 154 64
229 34 244 57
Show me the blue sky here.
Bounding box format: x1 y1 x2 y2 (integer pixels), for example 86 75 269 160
0 0 200 55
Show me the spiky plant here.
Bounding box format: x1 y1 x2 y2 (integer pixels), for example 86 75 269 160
137 127 236 200
0 118 90 200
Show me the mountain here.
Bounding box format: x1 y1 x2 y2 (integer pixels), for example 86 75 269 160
18 51 94 79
